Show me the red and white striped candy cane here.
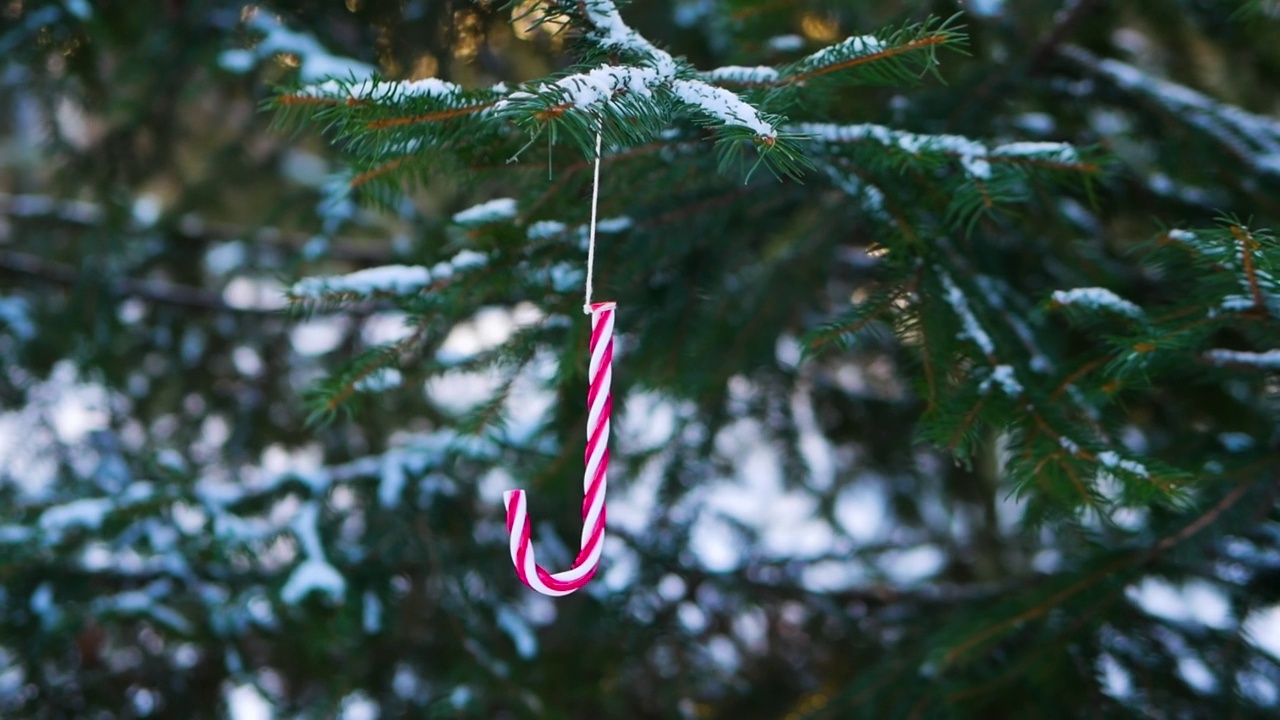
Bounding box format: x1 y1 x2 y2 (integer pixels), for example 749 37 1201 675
503 301 614 596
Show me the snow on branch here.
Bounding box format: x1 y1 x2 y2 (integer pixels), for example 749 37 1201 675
291 265 431 297
700 66 781 85
500 65 778 140
766 34 805 52
700 20 959 90
289 253 486 300
790 35 887 75
794 123 1083 180
219 10 374 83
980 364 1024 396
670 79 777 139
795 121 990 177
937 271 1025 397
93 582 194 634
1051 287 1143 317
1061 45 1280 177
527 216 632 243
938 269 996 356
453 198 518 226
1097 450 1150 478
295 77 467 103
280 502 346 605
772 21 964 90
505 65 666 115
1203 349 1280 369
1163 225 1279 316
497 1 779 141
38 482 156 545
580 0 678 75
992 142 1080 163
811 160 890 220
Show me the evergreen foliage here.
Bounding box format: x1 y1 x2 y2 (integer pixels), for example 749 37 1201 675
2 1 1280 718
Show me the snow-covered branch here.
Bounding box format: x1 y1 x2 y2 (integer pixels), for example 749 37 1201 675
794 122 1084 179
1061 45 1280 177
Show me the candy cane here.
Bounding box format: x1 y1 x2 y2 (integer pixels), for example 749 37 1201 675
503 301 614 596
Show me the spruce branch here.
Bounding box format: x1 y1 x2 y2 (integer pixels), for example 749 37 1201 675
1061 44 1280 180
306 324 430 424
1230 224 1269 312
803 283 906 354
781 16 964 87
939 478 1257 667
702 16 966 90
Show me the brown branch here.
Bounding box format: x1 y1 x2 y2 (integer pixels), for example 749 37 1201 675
0 192 394 265
784 34 950 86
1152 480 1253 552
948 395 987 451
944 580 1130 706
974 178 994 209
941 478 1254 667
638 187 755 229
711 34 951 90
365 102 495 130
809 288 903 351
534 102 572 122
1230 225 1266 312
275 95 364 108
324 323 429 412
914 269 939 412
988 156 1101 174
350 157 410 187
0 250 275 315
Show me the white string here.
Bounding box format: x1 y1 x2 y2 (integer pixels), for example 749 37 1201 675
583 130 603 315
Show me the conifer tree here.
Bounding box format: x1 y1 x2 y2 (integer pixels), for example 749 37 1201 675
2 1 1280 718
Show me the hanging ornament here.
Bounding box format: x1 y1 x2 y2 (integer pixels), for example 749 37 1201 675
503 132 614 597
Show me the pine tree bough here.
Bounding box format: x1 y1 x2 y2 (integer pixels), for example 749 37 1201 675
271 0 969 184
9 0 1280 716
1061 44 1280 177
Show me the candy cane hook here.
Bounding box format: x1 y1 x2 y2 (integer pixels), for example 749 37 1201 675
503 301 614 596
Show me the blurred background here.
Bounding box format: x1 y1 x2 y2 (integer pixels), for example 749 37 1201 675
3 0 1280 718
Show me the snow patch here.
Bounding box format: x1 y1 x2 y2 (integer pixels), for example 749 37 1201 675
220 12 374 83
453 198 517 225
291 252 486 299
1052 287 1142 317
0 296 34 340
938 270 995 355
979 364 1023 396
297 77 464 102
280 502 346 605
701 66 780 85
1204 349 1280 369
766 34 805 52
992 141 1078 162
1097 450 1150 478
794 35 886 72
795 122 997 179
670 79 777 139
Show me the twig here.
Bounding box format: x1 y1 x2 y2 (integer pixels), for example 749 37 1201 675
0 250 274 315
941 477 1256 666
0 192 395 265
